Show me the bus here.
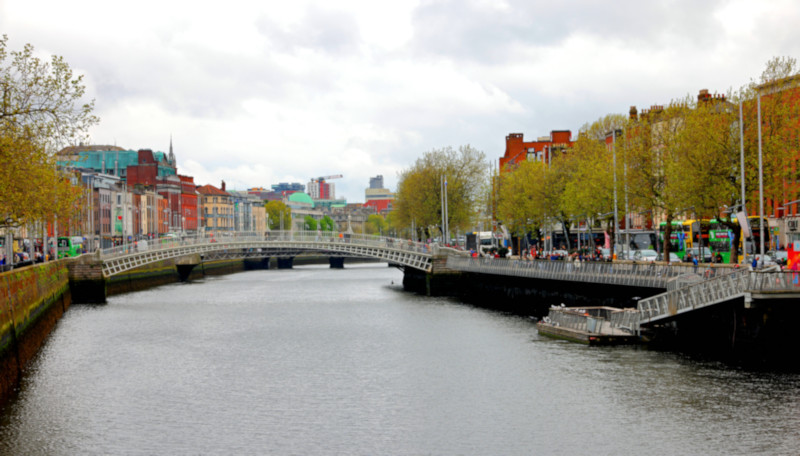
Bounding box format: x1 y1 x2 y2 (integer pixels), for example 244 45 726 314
709 216 770 263
709 219 735 263
57 236 83 259
658 220 710 260
658 221 686 258
549 230 605 252
616 229 657 252
685 219 711 260
466 231 495 253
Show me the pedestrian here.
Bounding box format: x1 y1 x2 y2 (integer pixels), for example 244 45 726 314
715 252 723 264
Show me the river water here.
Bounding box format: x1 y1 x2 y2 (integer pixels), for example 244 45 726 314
1 264 799 455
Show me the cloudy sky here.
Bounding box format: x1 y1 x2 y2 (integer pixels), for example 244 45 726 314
3 0 799 202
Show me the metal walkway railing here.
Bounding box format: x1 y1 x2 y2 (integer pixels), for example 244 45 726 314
446 256 733 289
637 269 800 326
97 231 434 277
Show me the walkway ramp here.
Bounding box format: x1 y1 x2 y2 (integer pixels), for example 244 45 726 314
637 269 800 327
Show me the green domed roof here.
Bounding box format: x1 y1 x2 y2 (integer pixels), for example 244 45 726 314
288 192 314 207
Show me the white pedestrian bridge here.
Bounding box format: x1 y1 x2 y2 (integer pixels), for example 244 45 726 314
97 231 436 277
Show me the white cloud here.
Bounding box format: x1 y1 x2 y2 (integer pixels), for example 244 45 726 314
3 0 800 201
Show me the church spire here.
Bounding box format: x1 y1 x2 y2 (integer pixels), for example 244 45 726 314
168 134 176 167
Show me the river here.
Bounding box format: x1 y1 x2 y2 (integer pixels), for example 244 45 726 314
1 264 799 455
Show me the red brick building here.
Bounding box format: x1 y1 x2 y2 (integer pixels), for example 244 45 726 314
180 175 198 232
125 149 199 234
499 130 574 172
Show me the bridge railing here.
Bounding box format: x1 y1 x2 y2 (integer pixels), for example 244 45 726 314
637 269 800 325
99 231 435 259
446 256 735 288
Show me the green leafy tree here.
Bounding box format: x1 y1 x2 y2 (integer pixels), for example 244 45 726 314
558 118 619 243
0 36 99 230
265 200 292 230
497 159 550 240
304 215 317 231
394 145 487 239
319 215 335 232
365 214 387 235
741 57 800 210
625 101 698 255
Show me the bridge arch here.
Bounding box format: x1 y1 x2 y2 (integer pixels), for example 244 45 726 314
98 233 435 277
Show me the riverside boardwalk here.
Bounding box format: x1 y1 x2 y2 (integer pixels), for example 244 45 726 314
445 256 725 289
445 256 800 346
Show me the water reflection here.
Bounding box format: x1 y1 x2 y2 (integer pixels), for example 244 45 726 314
1 264 799 455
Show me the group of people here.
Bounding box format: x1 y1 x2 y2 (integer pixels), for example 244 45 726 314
516 246 612 262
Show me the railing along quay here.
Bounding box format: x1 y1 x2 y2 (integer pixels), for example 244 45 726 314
638 269 800 325
446 256 734 289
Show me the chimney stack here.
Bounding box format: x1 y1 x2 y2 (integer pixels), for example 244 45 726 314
221 180 226 191
629 106 638 120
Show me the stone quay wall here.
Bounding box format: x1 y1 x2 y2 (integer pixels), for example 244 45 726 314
0 261 71 404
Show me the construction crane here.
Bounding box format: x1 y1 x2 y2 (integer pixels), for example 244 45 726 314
311 174 343 183
309 174 343 200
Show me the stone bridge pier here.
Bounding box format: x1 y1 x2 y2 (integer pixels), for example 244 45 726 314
402 254 463 296
67 254 107 304
175 254 202 281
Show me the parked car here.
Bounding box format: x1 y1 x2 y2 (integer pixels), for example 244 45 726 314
657 252 682 263
744 254 777 268
632 249 658 262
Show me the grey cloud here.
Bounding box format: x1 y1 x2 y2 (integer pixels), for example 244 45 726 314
255 8 361 55
409 0 728 63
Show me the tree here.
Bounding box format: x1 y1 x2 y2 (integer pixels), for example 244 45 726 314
0 36 99 230
558 118 619 245
497 159 550 242
365 214 387 235
742 57 800 210
265 200 291 230
304 215 317 231
625 102 691 256
393 145 487 239
319 215 335 232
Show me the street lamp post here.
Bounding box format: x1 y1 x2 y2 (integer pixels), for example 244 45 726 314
612 131 620 258
757 94 765 259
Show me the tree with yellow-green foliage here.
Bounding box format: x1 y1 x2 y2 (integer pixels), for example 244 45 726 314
740 57 800 211
1 35 98 231
625 101 696 255
393 145 487 240
265 200 292 230
497 159 550 238
558 116 620 237
365 214 387 235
